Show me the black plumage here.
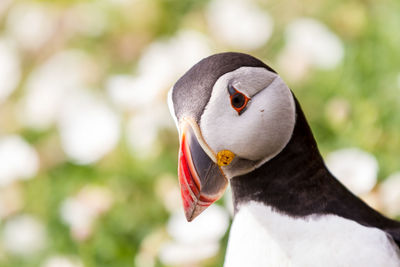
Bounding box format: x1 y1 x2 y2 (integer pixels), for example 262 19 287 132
231 96 400 248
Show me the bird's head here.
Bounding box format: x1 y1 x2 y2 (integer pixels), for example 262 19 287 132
168 52 296 221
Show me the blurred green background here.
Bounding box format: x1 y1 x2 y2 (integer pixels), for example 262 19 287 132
0 0 399 266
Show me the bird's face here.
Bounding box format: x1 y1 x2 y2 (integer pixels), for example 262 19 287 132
168 53 296 221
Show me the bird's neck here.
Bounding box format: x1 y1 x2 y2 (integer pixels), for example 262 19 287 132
231 97 328 216
231 98 400 235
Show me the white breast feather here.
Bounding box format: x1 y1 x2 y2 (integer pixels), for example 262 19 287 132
224 201 400 267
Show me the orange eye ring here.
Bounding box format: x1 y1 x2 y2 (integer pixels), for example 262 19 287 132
228 85 250 115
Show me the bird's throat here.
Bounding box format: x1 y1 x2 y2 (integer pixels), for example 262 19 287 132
230 97 329 216
230 98 400 239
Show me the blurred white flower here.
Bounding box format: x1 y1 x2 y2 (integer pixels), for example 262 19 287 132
276 46 311 82
155 174 181 213
107 30 211 111
126 104 173 159
2 215 47 256
326 148 378 196
60 198 94 239
42 255 83 267
19 50 95 130
126 111 160 159
167 205 229 245
58 91 120 164
6 3 56 51
207 0 273 50
278 18 344 74
155 178 231 266
0 135 39 187
135 229 165 267
159 205 229 265
106 74 159 111
378 172 400 217
138 30 211 83
159 241 219 266
60 185 113 241
0 38 21 103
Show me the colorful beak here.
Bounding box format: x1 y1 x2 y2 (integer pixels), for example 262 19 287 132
178 120 228 222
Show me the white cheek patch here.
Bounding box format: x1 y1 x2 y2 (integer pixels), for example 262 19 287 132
200 67 295 172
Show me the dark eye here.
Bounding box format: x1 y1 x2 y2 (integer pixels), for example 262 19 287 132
228 85 250 115
231 93 245 108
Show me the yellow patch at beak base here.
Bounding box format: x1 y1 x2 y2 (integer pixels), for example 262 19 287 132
217 150 235 166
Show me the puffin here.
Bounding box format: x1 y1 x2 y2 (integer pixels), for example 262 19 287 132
167 52 400 266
